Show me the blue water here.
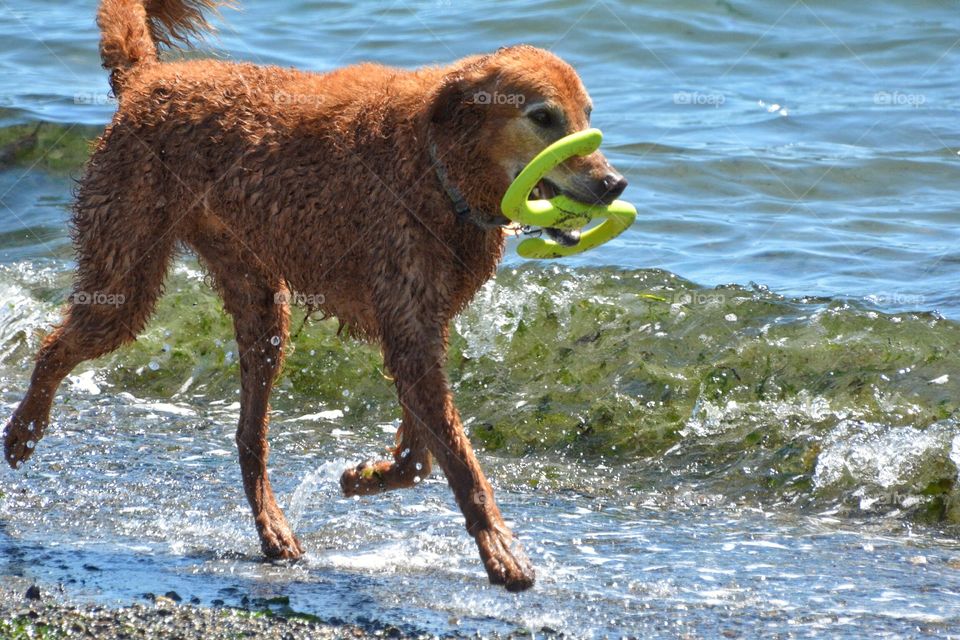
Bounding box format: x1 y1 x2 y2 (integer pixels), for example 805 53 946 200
0 1 959 637
1 0 958 313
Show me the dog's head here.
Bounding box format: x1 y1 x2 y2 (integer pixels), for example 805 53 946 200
427 45 627 239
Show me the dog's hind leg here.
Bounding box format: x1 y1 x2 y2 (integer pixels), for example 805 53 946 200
340 407 432 496
189 226 303 560
3 193 176 468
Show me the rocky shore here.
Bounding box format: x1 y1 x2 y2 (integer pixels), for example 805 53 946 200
0 579 413 639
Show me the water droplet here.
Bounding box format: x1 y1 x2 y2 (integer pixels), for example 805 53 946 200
162 343 171 352
415 462 422 470
148 361 160 371
342 389 351 397
309 350 316 356
400 448 410 458
413 476 421 483
26 440 34 449
27 422 34 432
270 336 281 347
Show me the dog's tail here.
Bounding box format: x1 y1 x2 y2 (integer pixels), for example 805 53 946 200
97 0 227 92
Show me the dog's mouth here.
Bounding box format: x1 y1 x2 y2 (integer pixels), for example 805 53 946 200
528 178 581 247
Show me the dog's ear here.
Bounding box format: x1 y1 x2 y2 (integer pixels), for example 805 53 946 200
428 55 494 127
428 73 468 126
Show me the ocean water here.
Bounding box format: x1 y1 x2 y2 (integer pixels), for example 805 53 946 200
0 1 958 637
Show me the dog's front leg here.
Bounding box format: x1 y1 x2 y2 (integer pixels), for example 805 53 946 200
380 318 535 591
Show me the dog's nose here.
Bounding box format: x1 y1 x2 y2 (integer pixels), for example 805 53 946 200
601 172 628 200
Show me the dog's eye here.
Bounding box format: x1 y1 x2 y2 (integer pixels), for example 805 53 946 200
528 108 554 128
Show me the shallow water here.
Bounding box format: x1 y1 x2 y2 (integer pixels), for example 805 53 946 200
0 0 959 637
3 392 960 637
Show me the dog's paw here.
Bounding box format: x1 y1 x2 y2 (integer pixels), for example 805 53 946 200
340 459 425 497
259 522 305 560
341 460 406 496
3 414 43 469
475 524 536 592
340 461 384 497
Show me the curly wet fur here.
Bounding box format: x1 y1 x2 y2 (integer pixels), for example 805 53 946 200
3 0 621 592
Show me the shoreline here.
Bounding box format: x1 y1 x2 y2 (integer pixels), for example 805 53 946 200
0 578 414 640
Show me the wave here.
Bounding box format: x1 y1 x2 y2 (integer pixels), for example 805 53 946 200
0 261 956 524
0 120 101 173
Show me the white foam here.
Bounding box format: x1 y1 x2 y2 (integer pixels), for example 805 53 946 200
814 419 956 491
289 409 344 422
131 402 195 416
683 390 832 438
68 370 101 395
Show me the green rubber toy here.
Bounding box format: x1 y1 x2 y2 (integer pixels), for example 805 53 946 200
500 128 637 259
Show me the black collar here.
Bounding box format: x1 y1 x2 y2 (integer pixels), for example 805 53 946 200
427 136 511 230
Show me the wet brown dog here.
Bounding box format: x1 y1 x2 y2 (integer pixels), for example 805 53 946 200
3 0 627 591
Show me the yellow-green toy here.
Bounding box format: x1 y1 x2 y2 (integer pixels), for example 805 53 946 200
500 128 636 259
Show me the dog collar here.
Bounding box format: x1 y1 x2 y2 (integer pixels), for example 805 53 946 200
429 141 472 220
428 139 510 231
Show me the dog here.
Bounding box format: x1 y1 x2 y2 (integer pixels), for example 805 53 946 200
2 0 627 591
